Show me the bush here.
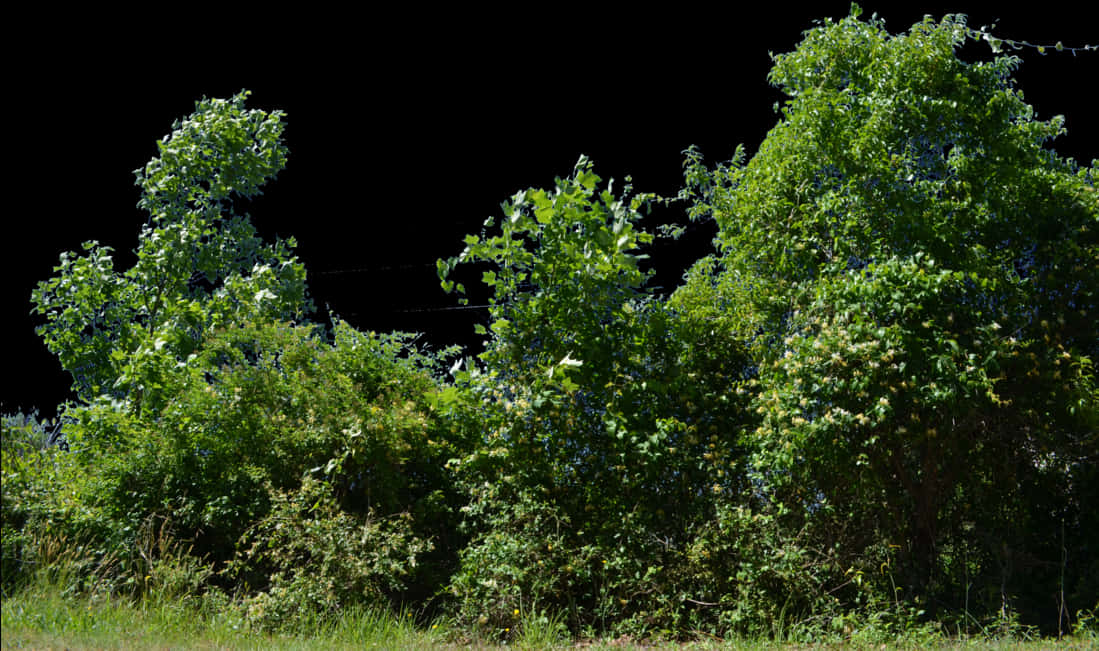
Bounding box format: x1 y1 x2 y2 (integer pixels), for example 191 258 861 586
5 318 472 616
230 476 431 631
447 487 598 636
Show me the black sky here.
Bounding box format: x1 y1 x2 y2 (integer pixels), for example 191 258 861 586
5 4 1097 417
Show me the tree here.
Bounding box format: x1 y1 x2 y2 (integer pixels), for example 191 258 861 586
32 91 311 414
678 6 1097 622
438 158 757 634
18 93 474 621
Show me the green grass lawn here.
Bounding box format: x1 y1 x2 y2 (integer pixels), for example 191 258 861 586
4 582 1096 650
1 582 440 650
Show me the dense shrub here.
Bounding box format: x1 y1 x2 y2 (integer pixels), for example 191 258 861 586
10 10 1097 641
230 476 432 630
438 159 765 637
5 319 471 622
678 7 1097 633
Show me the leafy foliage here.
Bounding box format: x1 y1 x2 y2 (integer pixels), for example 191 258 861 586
680 5 1097 628
438 158 759 635
12 93 471 626
230 476 431 631
9 6 1098 642
43 318 469 614
2 410 65 593
31 91 310 411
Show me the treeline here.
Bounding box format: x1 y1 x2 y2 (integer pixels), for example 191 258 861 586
4 8 1097 642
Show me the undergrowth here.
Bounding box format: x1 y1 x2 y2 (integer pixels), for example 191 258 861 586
4 569 1097 650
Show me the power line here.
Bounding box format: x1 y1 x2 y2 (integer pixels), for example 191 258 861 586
335 304 492 319
393 304 491 313
314 262 437 276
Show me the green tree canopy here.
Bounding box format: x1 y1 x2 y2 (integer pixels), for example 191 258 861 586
10 8 1097 641
32 91 311 412
438 159 756 632
677 7 1097 614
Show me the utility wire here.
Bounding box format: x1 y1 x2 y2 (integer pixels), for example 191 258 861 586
314 262 437 276
336 304 492 319
393 304 491 313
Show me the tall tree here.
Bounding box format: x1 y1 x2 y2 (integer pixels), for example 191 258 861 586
677 6 1097 617
439 158 754 632
32 91 311 413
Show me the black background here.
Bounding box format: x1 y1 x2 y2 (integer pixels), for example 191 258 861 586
5 4 1096 418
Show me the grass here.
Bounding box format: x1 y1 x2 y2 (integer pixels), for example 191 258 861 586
1 578 444 650
3 581 1097 651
